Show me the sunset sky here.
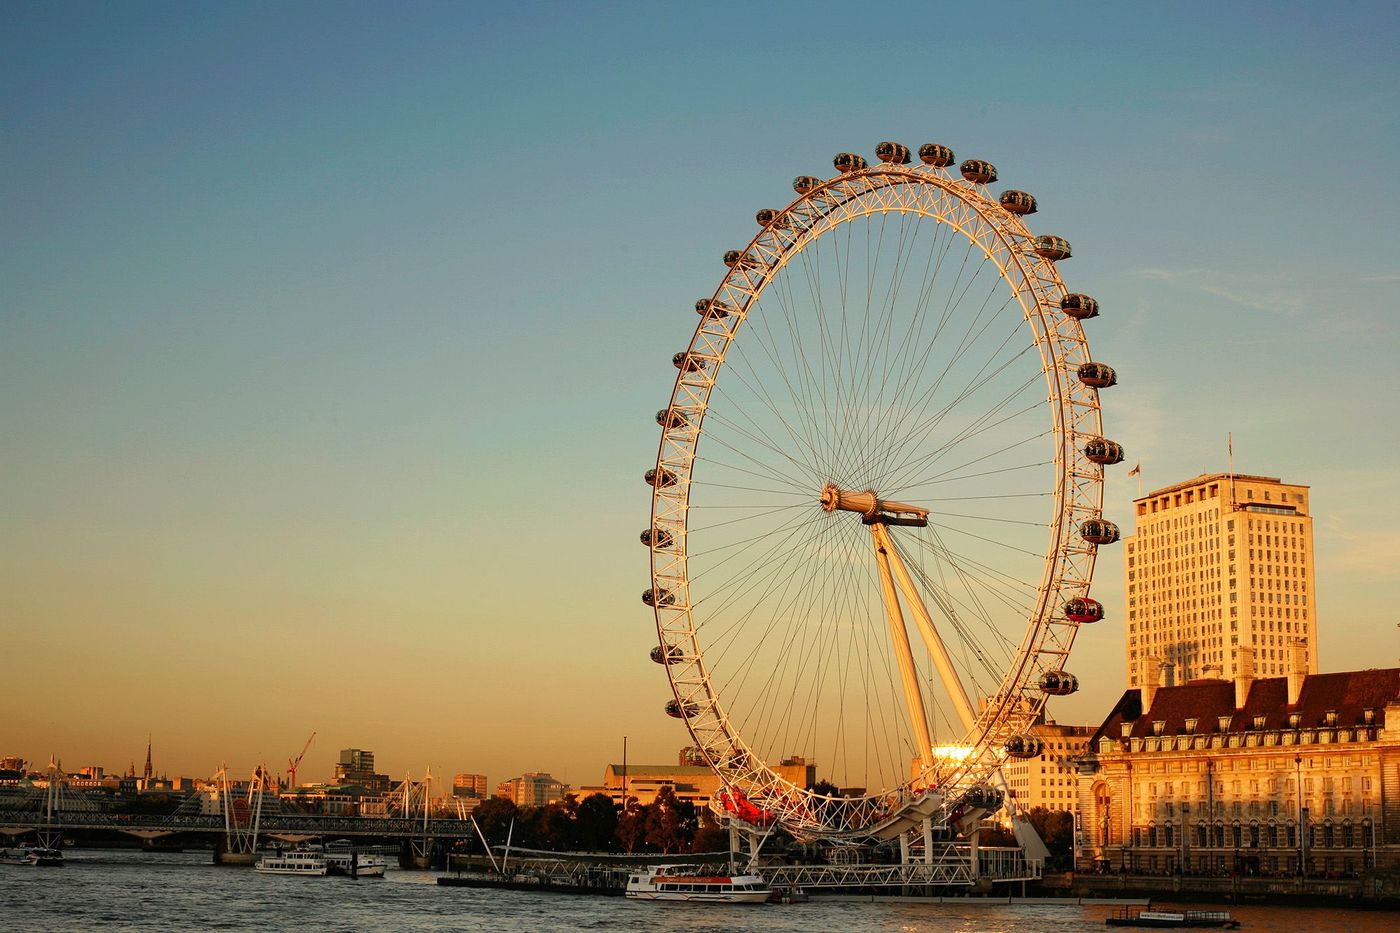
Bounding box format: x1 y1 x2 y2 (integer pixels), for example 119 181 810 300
4 1 1398 790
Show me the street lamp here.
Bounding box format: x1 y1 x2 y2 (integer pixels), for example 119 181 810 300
1294 754 1305 877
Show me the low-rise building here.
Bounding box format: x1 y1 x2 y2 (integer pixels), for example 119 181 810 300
1076 656 1400 876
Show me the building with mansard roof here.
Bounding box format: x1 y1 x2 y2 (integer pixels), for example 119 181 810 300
1075 651 1400 877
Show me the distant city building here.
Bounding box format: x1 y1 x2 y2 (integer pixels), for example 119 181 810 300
1126 472 1317 687
1001 720 1093 813
678 746 706 767
333 748 391 794
1076 663 1400 875
496 772 567 807
589 752 815 810
591 763 721 809
453 773 489 798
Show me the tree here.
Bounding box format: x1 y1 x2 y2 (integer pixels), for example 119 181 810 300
472 796 518 847
1024 806 1075 870
692 809 729 854
616 803 650 853
575 793 619 852
646 786 692 854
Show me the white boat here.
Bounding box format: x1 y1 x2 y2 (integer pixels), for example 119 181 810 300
0 848 37 867
624 864 770 903
254 850 328 876
0 846 63 867
324 850 387 878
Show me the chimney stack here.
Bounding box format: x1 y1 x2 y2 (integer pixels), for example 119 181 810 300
1235 646 1256 709
1287 638 1309 706
1161 661 1176 689
1142 657 1161 713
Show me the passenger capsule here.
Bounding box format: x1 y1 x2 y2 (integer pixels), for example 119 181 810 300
755 208 788 228
664 698 700 718
963 784 1008 806
999 190 1037 215
723 249 759 269
695 298 733 319
1077 362 1117 389
833 152 868 173
640 528 674 549
643 587 675 608
656 409 689 430
1039 670 1080 696
645 466 677 488
1033 235 1072 261
1084 437 1125 465
918 143 955 167
673 351 706 373
1064 596 1105 624
1060 293 1099 320
793 175 822 195
875 141 911 164
959 159 997 184
1080 518 1121 546
651 644 683 664
1004 734 1044 759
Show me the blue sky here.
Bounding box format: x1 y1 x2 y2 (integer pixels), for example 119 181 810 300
3 1 1398 786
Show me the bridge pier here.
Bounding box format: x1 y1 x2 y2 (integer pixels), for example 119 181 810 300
213 835 258 866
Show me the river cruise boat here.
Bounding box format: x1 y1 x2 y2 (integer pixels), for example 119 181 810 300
254 850 328 876
0 846 64 867
324 850 387 878
1106 907 1241 929
624 865 770 903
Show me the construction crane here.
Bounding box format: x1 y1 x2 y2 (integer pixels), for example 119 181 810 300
287 731 316 790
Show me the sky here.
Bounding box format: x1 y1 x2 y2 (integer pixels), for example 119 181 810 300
3 1 1398 789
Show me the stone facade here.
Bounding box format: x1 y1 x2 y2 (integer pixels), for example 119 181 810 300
1076 668 1400 877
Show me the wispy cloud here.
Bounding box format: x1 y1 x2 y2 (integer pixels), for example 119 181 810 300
1133 267 1305 316
1361 273 1400 284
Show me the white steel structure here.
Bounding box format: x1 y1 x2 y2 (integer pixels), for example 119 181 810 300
644 141 1122 840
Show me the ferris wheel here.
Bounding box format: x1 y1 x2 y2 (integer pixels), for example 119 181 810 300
643 141 1122 840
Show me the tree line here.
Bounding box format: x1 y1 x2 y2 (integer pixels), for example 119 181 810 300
463 786 729 855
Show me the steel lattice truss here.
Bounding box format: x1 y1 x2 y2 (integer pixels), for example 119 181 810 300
646 147 1114 840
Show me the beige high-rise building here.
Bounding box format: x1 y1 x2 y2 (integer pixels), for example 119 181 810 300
1125 472 1317 688
1002 721 1094 813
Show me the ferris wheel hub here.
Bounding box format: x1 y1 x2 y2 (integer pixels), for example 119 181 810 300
819 484 929 526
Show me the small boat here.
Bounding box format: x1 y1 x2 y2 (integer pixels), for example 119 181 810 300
2 846 65 867
767 883 808 904
254 850 328 876
324 850 387 878
0 848 38 866
1107 907 1240 928
625 864 770 903
29 847 65 867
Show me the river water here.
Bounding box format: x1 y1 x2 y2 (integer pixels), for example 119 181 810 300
1 850 1390 931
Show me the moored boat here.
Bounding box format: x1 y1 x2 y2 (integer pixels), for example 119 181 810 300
0 848 38 866
324 850 387 878
29 847 65 867
254 850 328 876
624 864 770 903
1106 907 1241 928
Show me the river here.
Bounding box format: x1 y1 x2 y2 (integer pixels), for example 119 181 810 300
1 850 1390 931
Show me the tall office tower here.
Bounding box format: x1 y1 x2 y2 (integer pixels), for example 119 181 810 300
1124 472 1317 687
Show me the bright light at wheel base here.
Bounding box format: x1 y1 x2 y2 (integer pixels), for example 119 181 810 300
932 745 975 761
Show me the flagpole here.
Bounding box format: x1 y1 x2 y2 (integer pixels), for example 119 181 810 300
1228 433 1235 508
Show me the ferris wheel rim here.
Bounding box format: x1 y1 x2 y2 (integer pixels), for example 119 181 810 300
646 154 1108 838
